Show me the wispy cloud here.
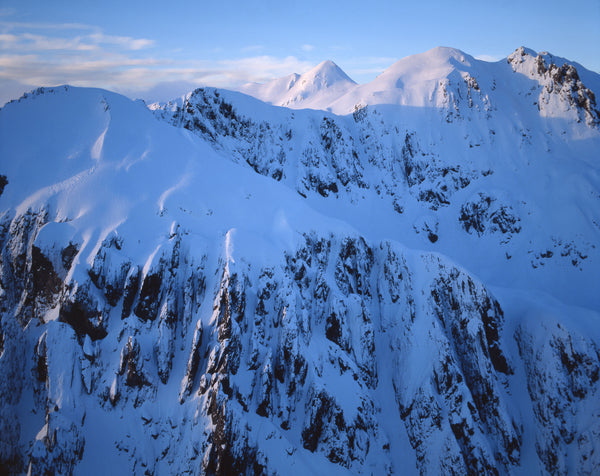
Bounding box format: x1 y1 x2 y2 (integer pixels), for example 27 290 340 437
1 33 97 51
0 52 312 88
0 19 385 104
0 27 154 53
219 56 313 82
0 20 96 31
87 32 154 50
0 19 316 104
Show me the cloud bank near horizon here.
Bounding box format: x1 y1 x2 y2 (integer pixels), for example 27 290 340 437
0 19 329 105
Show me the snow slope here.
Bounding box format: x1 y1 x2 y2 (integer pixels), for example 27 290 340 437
154 46 600 311
1 45 599 475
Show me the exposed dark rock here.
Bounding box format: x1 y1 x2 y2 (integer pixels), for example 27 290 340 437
59 297 107 341
34 333 48 383
516 321 600 474
180 320 203 401
60 243 78 270
121 265 140 319
30 245 62 314
302 391 334 452
119 337 148 388
0 175 7 197
27 414 85 476
203 400 265 476
135 271 163 321
334 237 373 297
325 311 343 346
459 193 521 236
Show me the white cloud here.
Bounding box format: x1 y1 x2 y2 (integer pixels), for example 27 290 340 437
0 20 94 31
0 44 315 102
15 33 97 51
86 32 154 50
0 20 361 103
0 33 17 44
219 56 313 82
0 28 154 52
301 44 315 52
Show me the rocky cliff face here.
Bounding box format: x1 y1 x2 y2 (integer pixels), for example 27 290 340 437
507 47 599 127
515 318 600 475
0 206 598 474
154 87 497 209
0 211 492 473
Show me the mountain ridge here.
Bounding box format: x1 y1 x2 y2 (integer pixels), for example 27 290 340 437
234 46 600 120
0 46 599 475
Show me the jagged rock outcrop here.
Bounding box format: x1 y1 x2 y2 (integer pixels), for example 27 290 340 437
3 203 595 474
515 319 600 474
154 88 501 222
459 192 521 237
507 47 600 127
0 206 541 474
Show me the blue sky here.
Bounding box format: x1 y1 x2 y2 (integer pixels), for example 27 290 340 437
1 0 599 104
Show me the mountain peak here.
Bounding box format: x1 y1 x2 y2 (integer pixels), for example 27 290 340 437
425 46 472 60
301 60 356 86
512 46 539 57
506 46 539 66
314 59 339 71
381 46 475 78
348 46 475 99
237 59 356 109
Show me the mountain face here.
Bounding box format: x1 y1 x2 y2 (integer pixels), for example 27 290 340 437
0 47 599 475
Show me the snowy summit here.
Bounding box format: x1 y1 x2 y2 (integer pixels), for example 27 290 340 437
239 59 357 110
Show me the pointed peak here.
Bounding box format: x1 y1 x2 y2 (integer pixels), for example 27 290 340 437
302 60 356 85
318 59 338 68
310 59 341 71
506 46 544 71
509 46 539 58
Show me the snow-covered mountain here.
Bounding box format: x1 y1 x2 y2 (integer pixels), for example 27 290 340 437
238 60 357 110
1 46 599 475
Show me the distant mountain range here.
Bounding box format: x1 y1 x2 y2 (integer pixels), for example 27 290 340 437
237 46 599 118
1 46 599 475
